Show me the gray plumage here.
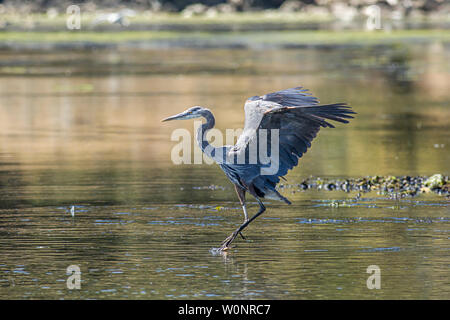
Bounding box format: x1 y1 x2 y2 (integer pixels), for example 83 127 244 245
162 86 355 251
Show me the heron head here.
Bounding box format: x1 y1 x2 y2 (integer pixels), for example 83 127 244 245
161 106 205 122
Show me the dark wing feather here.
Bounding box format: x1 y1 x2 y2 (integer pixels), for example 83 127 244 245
259 102 355 177
259 86 319 107
226 86 355 201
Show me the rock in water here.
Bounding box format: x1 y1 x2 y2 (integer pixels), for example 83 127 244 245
424 174 444 189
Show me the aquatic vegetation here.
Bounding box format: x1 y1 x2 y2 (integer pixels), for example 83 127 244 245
282 174 450 198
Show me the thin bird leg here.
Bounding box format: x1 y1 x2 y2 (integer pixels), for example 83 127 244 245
220 197 266 250
234 184 248 240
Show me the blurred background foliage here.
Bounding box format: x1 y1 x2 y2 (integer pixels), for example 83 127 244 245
0 0 448 16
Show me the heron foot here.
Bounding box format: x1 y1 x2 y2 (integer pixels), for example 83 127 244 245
220 218 251 250
220 231 239 251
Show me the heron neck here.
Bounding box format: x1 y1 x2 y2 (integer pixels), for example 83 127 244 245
196 110 215 153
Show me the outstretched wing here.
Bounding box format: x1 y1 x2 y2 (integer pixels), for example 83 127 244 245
224 86 355 201
233 86 319 154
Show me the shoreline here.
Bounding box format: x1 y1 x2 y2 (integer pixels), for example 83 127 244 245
1 10 449 32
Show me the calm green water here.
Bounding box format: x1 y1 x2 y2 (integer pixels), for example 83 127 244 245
0 40 449 299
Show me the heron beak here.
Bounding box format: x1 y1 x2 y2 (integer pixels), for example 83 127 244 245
161 111 189 122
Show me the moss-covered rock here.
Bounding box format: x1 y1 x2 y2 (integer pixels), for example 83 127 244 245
424 174 445 189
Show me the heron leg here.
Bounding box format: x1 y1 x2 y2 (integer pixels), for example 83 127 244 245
234 185 248 239
220 197 266 250
234 184 248 221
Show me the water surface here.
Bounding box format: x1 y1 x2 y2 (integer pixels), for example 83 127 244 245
0 40 449 299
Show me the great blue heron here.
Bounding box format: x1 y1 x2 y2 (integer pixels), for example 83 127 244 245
162 86 355 251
